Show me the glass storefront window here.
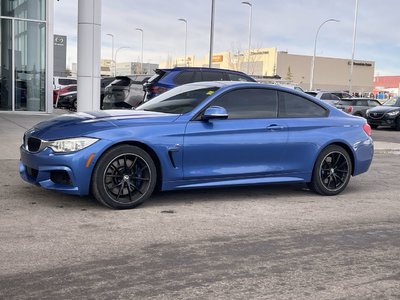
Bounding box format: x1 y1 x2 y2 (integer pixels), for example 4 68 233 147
15 20 46 111
0 18 12 111
1 0 46 21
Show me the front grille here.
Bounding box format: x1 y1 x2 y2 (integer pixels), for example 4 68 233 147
27 137 42 152
369 112 384 119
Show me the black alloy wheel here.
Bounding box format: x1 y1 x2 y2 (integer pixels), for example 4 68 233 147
310 145 352 196
92 145 157 209
395 118 400 131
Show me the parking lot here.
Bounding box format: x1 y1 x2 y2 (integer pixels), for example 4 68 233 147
1 112 400 299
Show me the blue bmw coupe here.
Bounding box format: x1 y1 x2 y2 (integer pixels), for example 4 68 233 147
20 82 374 209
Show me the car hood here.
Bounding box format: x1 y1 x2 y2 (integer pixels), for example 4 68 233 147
30 110 180 140
368 106 400 113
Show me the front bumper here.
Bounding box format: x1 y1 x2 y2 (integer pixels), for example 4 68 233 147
19 140 108 196
367 117 396 127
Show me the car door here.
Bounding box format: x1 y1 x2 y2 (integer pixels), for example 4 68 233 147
183 88 288 180
277 91 330 175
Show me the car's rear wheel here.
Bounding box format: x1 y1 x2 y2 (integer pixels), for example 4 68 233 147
310 145 352 196
91 145 157 209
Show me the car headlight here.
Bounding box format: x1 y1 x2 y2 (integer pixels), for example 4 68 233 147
386 110 400 117
46 137 98 153
366 109 370 116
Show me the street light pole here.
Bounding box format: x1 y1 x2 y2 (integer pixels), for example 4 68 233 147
349 0 359 94
135 28 144 74
114 46 130 76
106 33 114 76
209 0 215 67
309 18 340 91
241 1 252 74
178 18 188 66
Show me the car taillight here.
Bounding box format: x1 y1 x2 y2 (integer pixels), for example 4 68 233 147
363 123 372 136
346 106 353 113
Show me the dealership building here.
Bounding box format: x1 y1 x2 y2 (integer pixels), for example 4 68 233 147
0 0 53 113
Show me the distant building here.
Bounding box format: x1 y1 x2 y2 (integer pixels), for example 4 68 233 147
100 59 158 76
161 47 375 93
373 76 400 98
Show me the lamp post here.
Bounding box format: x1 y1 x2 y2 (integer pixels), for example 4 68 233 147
135 28 144 74
106 33 114 76
309 18 340 90
349 0 359 94
241 1 252 74
209 0 215 67
114 46 130 76
178 18 188 66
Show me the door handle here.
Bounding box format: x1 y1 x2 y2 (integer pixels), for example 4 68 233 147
266 124 285 131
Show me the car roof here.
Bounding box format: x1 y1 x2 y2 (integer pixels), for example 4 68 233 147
156 67 250 74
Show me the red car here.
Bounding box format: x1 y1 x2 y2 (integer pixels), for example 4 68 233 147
53 84 77 106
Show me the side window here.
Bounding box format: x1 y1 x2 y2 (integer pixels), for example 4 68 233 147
320 93 331 100
279 92 327 118
209 88 278 119
369 101 380 107
355 100 367 106
173 71 195 85
202 71 225 81
226 73 252 82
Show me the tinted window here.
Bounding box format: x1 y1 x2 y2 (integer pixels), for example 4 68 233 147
59 79 77 85
279 92 327 118
226 73 253 82
355 100 368 106
173 71 195 85
202 71 225 81
137 85 219 114
368 100 380 107
209 88 277 119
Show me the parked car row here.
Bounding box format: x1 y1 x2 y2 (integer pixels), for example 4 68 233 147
55 67 256 111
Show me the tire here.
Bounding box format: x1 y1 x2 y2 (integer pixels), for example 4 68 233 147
91 145 157 209
309 145 352 196
72 99 77 111
370 124 378 129
395 118 400 131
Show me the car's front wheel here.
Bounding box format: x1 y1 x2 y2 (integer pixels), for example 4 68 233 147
310 145 352 196
91 145 157 209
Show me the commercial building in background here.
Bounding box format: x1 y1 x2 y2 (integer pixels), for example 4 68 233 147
373 76 400 99
100 59 158 77
0 0 53 112
163 47 375 93
53 34 67 77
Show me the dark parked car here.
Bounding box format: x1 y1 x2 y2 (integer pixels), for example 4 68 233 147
335 98 381 118
57 91 77 110
143 67 256 101
102 75 149 109
366 97 400 129
20 82 373 209
54 84 77 106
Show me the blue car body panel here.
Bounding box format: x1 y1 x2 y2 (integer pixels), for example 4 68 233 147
19 82 374 197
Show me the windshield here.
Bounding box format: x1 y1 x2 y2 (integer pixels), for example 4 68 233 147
136 84 219 114
383 97 400 107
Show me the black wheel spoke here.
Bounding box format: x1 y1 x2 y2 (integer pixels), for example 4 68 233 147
319 151 350 191
103 152 151 205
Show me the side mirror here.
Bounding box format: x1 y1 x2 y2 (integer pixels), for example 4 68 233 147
202 106 229 121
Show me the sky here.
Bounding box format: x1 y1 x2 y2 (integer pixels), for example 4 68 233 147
54 0 400 76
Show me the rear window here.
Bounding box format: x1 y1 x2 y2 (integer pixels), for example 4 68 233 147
173 71 196 85
59 78 77 85
110 77 131 87
146 70 168 84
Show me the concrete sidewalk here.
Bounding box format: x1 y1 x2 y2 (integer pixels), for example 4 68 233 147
1 111 399 160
